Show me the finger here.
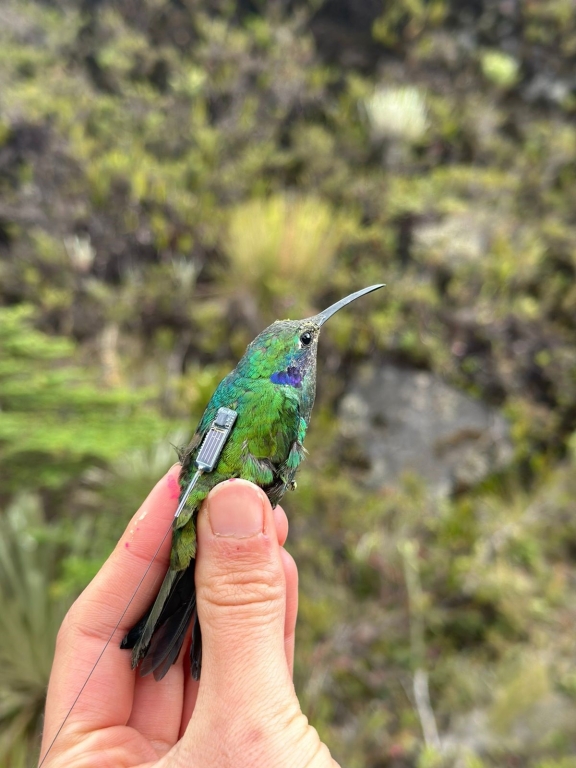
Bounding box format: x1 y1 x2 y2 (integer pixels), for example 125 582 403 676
273 505 289 546
127 656 185 754
281 548 298 676
175 483 326 768
178 480 302 760
180 543 297 727
42 465 181 748
179 655 200 739
197 480 291 690
180 498 290 735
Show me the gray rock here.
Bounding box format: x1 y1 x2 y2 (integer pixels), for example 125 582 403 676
339 365 513 495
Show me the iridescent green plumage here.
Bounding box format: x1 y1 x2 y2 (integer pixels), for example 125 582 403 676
121 285 384 680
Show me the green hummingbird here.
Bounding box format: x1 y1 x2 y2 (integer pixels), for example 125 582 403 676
121 284 384 681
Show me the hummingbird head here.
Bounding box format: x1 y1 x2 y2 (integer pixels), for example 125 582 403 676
236 317 319 386
236 284 385 401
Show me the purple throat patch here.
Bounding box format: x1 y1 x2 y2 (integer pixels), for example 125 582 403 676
270 366 302 388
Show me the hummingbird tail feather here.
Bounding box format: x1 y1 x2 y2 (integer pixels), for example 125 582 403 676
191 612 203 681
121 562 197 678
120 608 152 653
142 586 197 680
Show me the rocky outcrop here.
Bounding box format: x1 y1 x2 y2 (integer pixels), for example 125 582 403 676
339 364 513 495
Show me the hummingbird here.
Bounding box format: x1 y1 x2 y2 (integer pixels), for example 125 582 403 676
121 284 384 681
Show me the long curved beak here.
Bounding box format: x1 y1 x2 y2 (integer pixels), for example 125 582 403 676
310 284 385 326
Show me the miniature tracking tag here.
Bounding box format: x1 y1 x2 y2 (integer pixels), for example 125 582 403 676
174 407 238 519
195 407 238 471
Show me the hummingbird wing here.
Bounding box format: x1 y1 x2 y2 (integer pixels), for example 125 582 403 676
138 562 197 678
228 383 306 505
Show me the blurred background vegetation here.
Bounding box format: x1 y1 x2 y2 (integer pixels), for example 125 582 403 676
1 1 576 766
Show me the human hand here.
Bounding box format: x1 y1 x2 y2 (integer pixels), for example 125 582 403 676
40 467 339 767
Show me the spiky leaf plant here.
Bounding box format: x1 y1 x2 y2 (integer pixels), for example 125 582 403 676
0 495 91 764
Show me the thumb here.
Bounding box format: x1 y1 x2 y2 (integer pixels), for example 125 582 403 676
193 479 296 707
177 479 336 768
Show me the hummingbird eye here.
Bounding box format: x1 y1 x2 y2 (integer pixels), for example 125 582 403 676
300 331 313 346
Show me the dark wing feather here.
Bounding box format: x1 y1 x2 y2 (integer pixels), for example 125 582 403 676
139 560 197 679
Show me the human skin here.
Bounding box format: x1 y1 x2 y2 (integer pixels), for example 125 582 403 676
40 466 340 768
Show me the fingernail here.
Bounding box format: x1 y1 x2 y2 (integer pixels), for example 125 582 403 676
208 485 264 538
